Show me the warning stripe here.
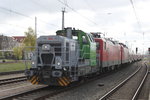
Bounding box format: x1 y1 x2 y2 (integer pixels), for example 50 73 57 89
58 80 64 86
59 78 67 86
31 77 38 84
35 81 39 85
66 77 71 83
30 76 36 82
30 77 36 83
62 77 70 84
35 77 39 85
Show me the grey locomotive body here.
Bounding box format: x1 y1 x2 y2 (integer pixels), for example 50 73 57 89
27 35 79 86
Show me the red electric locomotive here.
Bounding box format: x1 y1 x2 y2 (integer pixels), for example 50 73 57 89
91 32 134 72
92 33 122 71
120 43 130 64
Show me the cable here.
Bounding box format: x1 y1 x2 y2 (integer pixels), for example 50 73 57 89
63 0 68 6
0 6 33 19
129 0 143 34
83 0 95 11
129 0 146 54
0 6 59 28
57 0 98 25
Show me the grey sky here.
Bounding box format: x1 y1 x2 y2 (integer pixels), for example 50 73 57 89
0 0 149 53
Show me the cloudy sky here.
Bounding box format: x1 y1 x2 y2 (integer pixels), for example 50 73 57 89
0 0 149 54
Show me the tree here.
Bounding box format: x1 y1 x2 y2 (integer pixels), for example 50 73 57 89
13 46 23 60
13 27 36 60
23 27 36 51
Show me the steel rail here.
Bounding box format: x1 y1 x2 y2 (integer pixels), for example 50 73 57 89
0 76 27 85
99 65 142 100
0 70 24 75
34 66 136 100
0 86 48 100
131 63 149 100
1 67 117 100
1 63 140 100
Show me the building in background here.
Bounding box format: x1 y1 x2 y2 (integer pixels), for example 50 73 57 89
12 36 25 47
0 35 25 59
0 35 16 50
0 35 25 50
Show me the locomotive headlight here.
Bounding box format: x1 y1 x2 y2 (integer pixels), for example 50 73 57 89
63 67 67 71
57 62 60 66
42 44 50 50
55 57 62 69
31 61 35 65
31 61 36 68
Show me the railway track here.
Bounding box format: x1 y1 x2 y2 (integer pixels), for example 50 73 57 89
0 84 82 100
0 63 142 100
0 85 49 100
0 70 24 75
0 76 27 85
1 75 96 100
0 66 119 100
99 63 149 100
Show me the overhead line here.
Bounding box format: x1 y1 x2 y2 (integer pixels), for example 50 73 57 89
57 0 98 25
129 0 143 34
83 0 95 11
0 6 58 28
0 6 32 19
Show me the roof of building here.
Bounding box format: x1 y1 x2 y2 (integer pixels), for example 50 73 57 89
12 36 26 43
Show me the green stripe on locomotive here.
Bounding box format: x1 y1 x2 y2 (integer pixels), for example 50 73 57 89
56 29 96 66
76 30 96 66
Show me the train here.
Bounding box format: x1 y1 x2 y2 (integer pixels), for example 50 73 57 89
25 27 142 86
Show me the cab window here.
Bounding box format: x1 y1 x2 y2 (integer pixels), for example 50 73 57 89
82 36 88 44
87 34 93 42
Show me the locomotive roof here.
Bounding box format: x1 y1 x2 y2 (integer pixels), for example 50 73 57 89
95 37 120 45
119 43 128 48
95 37 128 49
37 35 76 43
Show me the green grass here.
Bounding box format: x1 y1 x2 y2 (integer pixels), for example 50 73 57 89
0 62 29 72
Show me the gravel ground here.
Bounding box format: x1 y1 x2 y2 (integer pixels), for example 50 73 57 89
0 81 45 98
0 81 29 90
0 73 24 80
46 62 141 100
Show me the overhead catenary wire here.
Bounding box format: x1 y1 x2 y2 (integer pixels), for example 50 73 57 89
129 0 143 34
57 0 98 25
129 0 145 54
0 6 32 19
0 6 59 28
83 0 95 11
